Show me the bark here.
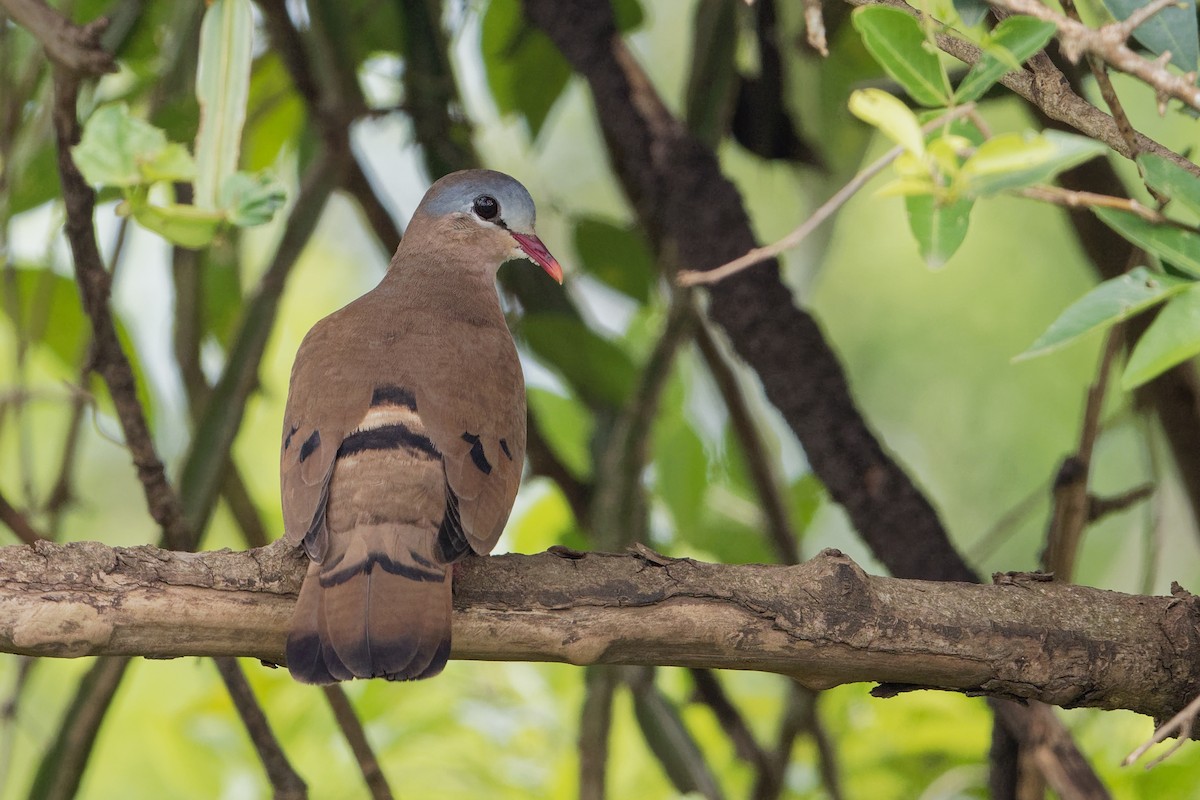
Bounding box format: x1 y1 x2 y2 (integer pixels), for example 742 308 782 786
1 540 1197 722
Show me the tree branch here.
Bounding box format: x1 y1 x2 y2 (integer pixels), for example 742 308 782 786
843 0 1200 176
51 66 190 550
2 540 1198 722
0 0 115 77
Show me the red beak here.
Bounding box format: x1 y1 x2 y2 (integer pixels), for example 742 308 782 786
512 232 563 284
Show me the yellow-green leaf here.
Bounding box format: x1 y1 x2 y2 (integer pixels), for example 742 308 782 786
1124 284 1200 389
959 130 1106 197
849 89 925 156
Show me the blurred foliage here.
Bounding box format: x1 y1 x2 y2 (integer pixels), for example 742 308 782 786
1 0 1199 798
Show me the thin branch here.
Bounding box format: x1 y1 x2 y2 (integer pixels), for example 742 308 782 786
1040 0 1143 163
1044 329 1123 581
590 294 695 549
321 686 395 800
804 0 829 56
692 316 799 564
0 489 46 544
27 657 130 800
50 67 190 550
0 0 115 77
213 657 306 800
579 665 617 800
986 0 1200 112
843 0 1200 176
1124 690 1200 767
626 666 724 800
1089 482 1155 523
690 669 772 774
677 104 976 287
1017 186 1172 224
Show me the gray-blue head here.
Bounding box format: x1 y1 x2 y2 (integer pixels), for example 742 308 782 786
411 169 562 282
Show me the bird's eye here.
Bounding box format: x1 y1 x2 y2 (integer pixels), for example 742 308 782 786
473 195 499 220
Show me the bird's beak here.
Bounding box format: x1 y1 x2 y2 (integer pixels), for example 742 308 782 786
512 232 564 284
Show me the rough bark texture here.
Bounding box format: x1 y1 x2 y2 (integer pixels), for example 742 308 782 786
1 540 1197 721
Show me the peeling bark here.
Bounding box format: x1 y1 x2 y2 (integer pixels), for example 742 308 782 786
1 540 1197 722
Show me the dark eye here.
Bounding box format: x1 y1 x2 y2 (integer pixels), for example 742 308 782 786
473 195 499 220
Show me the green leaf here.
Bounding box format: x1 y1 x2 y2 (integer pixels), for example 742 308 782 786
573 218 657 302
1138 153 1200 218
613 0 645 31
126 196 224 249
219 171 286 227
905 194 973 268
527 387 595 480
73 103 196 188
849 88 926 156
1094 208 1200 277
1124 284 1200 388
9 142 61 215
1017 266 1194 359
521 315 636 409
194 0 254 210
959 130 1106 197
954 17 1056 103
481 0 572 137
1102 0 1198 74
852 7 950 107
0 265 90 368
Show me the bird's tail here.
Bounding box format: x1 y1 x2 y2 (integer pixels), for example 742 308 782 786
285 524 452 684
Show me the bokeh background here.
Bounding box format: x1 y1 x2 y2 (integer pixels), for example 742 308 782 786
2 0 1200 797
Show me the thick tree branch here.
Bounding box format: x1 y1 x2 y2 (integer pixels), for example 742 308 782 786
2 541 1198 722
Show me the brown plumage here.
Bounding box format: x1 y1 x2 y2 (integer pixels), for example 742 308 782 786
281 170 562 683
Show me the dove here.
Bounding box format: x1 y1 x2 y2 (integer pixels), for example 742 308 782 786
281 169 561 683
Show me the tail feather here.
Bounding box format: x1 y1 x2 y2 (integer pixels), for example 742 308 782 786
286 525 452 684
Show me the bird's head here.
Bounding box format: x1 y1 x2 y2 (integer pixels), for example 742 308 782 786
411 169 563 284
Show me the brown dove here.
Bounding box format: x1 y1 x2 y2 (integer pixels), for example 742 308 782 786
282 169 562 683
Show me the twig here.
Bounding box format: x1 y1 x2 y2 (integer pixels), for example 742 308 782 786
321 686 395 800
27 657 130 800
677 103 976 287
0 489 46 544
1034 0 1144 164
1124 691 1200 767
1089 483 1155 522
0 0 115 77
843 0 1200 176
692 314 799 563
213 657 306 800
626 666 724 800
804 0 829 56
987 0 1200 112
1044 329 1122 581
579 665 617 800
1017 186 1172 224
589 293 696 549
690 669 772 774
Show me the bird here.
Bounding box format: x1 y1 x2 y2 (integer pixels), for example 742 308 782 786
280 169 562 684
